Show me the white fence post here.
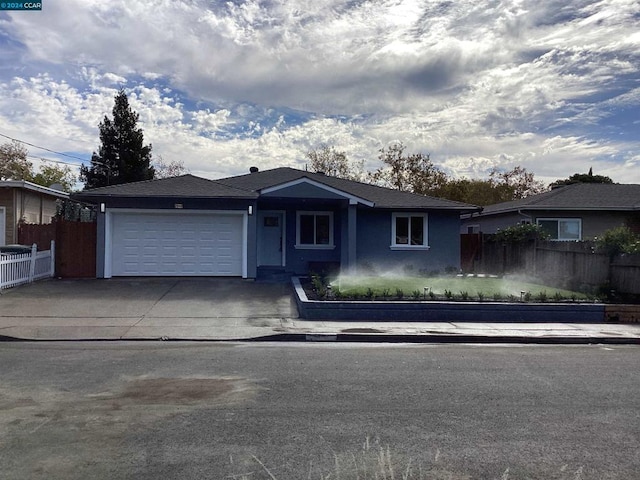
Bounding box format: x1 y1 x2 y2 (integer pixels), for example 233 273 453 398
50 240 56 278
28 243 37 282
1 243 56 290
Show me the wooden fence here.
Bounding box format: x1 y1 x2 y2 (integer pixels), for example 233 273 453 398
611 255 640 295
18 218 96 278
533 242 610 290
0 242 55 290
469 236 640 295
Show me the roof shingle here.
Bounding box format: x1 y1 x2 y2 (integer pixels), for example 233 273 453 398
481 183 640 215
73 167 480 211
218 167 478 210
74 174 257 199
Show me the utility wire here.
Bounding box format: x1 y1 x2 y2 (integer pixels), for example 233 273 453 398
0 132 89 164
26 155 83 168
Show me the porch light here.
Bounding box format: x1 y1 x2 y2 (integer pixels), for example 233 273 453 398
248 205 253 215
100 203 105 213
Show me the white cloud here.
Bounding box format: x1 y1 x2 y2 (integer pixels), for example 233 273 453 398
0 0 637 187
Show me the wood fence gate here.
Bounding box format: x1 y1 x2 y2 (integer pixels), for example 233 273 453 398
18 218 97 278
460 233 482 273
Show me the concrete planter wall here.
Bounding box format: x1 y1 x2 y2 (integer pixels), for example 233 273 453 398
293 277 606 323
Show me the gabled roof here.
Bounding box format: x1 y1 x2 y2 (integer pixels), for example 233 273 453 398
218 167 478 210
72 167 480 210
480 183 640 215
73 174 258 200
0 180 69 198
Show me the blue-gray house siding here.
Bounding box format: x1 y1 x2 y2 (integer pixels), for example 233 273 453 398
356 210 461 274
73 169 477 279
257 201 463 276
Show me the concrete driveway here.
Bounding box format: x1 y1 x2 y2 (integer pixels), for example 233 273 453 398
0 278 298 340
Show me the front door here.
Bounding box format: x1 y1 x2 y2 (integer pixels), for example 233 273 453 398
258 211 284 266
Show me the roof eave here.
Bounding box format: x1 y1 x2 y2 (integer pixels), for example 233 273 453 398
377 204 481 211
480 205 639 216
71 193 258 203
0 180 69 198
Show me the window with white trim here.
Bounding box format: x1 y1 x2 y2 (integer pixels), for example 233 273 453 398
391 213 429 249
296 211 334 248
537 218 581 241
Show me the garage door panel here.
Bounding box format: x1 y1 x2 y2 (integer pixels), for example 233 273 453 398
111 212 243 276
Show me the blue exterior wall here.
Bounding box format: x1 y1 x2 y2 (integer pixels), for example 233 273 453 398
260 203 462 276
356 209 461 274
258 183 352 275
282 207 343 275
246 211 257 278
96 212 106 278
90 183 463 278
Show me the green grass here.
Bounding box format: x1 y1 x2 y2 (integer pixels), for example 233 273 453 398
332 274 589 301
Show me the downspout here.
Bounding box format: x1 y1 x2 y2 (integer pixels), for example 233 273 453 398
517 209 533 224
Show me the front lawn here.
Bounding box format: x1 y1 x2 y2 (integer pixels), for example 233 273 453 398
327 274 590 302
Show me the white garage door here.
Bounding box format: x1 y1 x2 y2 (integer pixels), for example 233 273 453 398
110 212 244 276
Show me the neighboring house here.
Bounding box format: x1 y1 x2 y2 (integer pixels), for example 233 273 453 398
462 183 640 240
0 180 69 246
72 167 478 279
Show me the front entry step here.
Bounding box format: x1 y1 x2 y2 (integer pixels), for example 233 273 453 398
257 267 292 283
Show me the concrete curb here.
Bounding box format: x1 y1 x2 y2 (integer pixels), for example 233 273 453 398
1 332 639 345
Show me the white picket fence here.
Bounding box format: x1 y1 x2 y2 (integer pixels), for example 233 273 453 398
0 241 55 290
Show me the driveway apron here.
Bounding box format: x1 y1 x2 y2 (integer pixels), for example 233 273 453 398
0 278 297 340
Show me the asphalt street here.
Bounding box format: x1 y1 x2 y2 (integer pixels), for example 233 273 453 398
0 342 638 479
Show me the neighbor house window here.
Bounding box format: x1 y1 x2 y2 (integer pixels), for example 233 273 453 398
296 211 334 249
391 213 429 249
537 218 581 241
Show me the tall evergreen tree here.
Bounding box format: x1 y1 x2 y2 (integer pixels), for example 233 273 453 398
81 89 154 189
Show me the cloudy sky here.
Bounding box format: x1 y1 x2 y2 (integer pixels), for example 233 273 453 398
0 0 638 186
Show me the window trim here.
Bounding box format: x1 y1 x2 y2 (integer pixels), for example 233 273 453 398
391 212 430 250
295 211 335 249
536 217 582 241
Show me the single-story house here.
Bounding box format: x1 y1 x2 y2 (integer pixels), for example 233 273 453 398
462 183 640 240
73 167 479 279
0 180 69 246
